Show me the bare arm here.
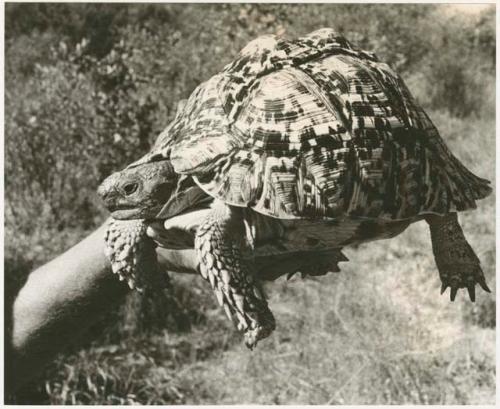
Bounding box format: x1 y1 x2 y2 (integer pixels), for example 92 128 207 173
6 224 199 394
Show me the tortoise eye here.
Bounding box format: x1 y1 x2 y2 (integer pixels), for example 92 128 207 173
123 182 138 195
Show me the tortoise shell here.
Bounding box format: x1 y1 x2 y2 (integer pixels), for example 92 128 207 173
132 28 491 221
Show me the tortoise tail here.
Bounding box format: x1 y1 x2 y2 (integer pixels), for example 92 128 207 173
435 147 492 211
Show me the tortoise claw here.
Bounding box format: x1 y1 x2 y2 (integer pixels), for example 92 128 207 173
244 339 255 351
478 278 491 293
440 281 488 302
438 266 491 302
467 285 476 302
243 319 275 350
450 286 458 302
288 271 306 279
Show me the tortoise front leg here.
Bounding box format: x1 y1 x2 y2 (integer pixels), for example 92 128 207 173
105 218 169 291
425 213 491 301
195 201 275 349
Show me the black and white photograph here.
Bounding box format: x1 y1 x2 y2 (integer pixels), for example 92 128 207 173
4 2 496 405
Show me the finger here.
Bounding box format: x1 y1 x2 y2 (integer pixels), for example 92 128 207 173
146 226 174 247
146 225 164 241
147 226 194 249
164 208 212 231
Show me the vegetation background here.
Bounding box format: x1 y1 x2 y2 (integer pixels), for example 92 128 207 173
4 3 496 405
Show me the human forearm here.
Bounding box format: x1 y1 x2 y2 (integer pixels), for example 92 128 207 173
6 224 128 393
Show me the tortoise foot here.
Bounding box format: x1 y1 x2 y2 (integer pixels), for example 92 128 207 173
241 311 276 350
439 264 491 302
426 213 491 302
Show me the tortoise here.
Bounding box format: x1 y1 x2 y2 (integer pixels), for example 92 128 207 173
98 28 492 349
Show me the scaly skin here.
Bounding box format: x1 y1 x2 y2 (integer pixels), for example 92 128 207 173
425 213 490 301
104 218 169 291
195 201 276 349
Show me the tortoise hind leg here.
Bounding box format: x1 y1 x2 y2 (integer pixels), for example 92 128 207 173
195 201 275 349
425 213 491 302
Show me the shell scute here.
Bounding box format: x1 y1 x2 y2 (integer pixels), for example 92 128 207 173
139 29 490 221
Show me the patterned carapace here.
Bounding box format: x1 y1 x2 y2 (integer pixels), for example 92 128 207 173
130 28 490 222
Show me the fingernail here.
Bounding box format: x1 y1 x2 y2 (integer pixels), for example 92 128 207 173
145 226 157 238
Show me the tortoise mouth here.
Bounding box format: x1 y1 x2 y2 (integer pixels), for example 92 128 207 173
109 205 145 220
109 202 165 220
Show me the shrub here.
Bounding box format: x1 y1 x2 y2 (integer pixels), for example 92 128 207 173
5 38 159 233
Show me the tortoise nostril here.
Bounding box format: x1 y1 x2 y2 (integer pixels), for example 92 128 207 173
98 183 113 200
123 182 139 195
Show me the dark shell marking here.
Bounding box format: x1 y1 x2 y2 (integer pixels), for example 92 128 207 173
131 28 491 221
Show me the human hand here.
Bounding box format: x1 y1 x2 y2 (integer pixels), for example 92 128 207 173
145 208 212 250
146 209 216 275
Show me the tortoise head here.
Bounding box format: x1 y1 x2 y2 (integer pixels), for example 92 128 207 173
98 160 178 220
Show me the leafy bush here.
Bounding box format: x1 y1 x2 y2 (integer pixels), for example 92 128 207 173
5 38 159 233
